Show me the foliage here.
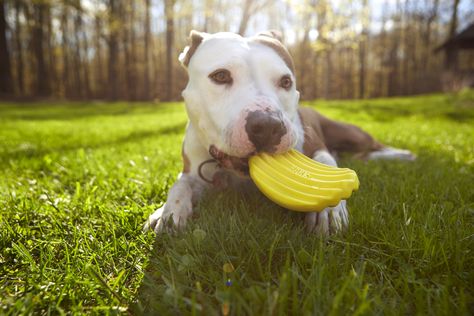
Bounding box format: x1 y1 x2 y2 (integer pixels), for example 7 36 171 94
1 92 473 314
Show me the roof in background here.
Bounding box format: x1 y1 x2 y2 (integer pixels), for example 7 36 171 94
436 23 474 51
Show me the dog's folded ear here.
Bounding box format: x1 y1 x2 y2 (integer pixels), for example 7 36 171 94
251 30 295 74
179 30 206 68
256 30 283 42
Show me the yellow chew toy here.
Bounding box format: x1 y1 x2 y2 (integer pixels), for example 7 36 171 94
249 149 359 212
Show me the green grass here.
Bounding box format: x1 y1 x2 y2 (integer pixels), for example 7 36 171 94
0 92 473 315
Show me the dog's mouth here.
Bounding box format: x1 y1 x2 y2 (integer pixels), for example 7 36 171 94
209 145 252 175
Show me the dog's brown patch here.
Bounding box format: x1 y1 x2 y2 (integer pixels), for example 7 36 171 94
298 107 327 157
181 30 204 67
317 112 383 157
298 107 384 159
257 30 283 42
251 34 295 74
182 144 191 173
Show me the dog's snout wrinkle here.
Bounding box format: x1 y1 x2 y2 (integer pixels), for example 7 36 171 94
245 110 287 152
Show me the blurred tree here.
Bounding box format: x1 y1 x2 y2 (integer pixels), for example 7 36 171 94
14 0 24 94
449 0 461 37
446 0 461 70
422 0 439 71
107 0 119 100
358 0 369 98
238 0 270 35
202 0 213 32
143 0 151 100
31 2 51 97
76 0 91 99
0 0 13 94
94 7 106 99
73 2 84 99
46 3 57 97
61 2 70 98
122 0 138 101
316 0 333 98
165 0 175 101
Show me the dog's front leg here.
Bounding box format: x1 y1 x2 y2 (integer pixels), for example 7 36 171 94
305 150 349 235
144 173 205 233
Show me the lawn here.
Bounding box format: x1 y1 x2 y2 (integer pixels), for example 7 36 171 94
0 92 473 315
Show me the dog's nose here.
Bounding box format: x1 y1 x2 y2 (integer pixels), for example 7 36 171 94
245 111 287 152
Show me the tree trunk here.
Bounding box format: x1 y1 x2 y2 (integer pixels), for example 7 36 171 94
46 7 57 97
325 50 332 99
143 0 151 100
94 15 104 98
76 0 91 99
73 10 83 99
358 0 369 99
238 0 252 36
445 0 461 71
122 1 131 100
317 2 332 99
32 3 51 97
164 0 175 101
61 5 70 98
401 0 410 95
448 0 460 38
14 1 24 94
422 0 439 73
299 31 309 98
388 0 402 96
237 0 269 36
108 0 119 100
125 0 137 101
0 0 14 94
203 0 213 32
358 38 367 99
379 3 388 97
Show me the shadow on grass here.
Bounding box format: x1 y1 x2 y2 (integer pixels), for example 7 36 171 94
0 102 180 121
342 104 413 122
443 110 474 122
0 121 187 162
132 149 474 314
314 99 474 124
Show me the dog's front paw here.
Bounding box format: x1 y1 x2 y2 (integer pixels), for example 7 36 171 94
143 199 193 233
305 200 349 235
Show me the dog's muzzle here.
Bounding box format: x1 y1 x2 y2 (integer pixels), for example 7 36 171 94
245 110 287 152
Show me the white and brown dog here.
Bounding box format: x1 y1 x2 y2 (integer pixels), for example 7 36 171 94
144 31 414 235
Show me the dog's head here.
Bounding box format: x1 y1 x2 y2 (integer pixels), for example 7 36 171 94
180 30 301 163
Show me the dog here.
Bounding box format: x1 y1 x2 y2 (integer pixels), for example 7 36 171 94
144 30 415 235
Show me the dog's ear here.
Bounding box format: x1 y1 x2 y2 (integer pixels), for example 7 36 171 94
179 30 206 68
251 30 294 74
256 30 283 42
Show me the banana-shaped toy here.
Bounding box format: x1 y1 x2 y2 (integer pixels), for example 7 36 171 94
249 149 359 212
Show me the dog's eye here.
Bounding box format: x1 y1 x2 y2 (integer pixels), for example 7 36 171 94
279 75 293 90
209 69 233 85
